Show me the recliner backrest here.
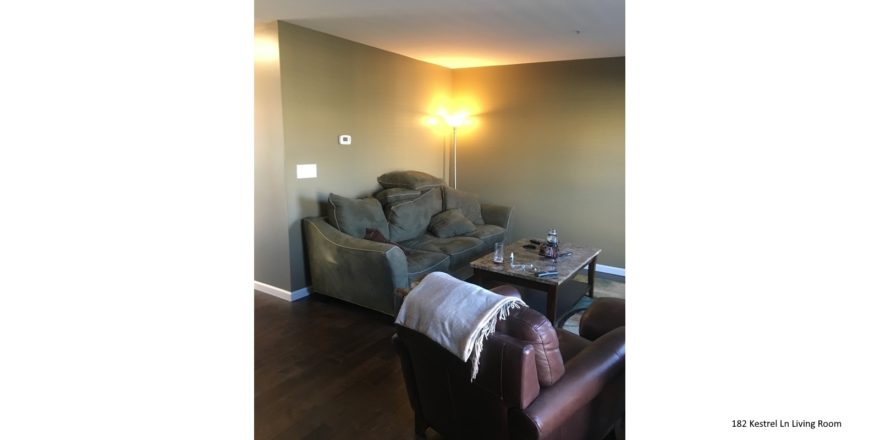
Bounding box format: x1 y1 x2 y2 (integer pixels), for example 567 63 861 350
500 307 565 387
393 325 541 440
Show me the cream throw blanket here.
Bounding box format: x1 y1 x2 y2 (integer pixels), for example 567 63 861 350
395 272 525 380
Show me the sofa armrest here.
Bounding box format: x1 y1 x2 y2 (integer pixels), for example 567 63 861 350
579 297 625 340
481 203 513 229
509 327 625 439
303 217 409 315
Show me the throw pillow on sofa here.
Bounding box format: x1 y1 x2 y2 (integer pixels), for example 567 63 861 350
364 227 411 255
377 170 445 191
442 186 485 225
385 187 442 242
428 208 477 238
328 193 390 238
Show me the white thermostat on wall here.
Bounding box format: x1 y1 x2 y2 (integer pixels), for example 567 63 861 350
339 135 352 145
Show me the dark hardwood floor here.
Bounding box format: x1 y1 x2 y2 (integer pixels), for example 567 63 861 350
255 291 440 440
255 272 625 439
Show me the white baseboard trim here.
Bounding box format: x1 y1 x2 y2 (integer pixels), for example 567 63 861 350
595 265 625 277
254 281 292 301
254 281 312 302
291 286 311 301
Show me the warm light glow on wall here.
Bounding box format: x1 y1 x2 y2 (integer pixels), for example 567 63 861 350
438 108 469 127
423 56 504 69
422 97 481 134
421 97 483 188
254 37 279 63
438 101 480 131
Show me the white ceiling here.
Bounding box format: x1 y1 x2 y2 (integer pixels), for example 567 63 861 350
254 0 624 69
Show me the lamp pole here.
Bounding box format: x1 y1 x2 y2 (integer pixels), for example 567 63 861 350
452 126 458 189
440 109 466 189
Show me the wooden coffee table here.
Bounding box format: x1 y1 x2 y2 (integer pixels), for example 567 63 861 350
470 238 601 325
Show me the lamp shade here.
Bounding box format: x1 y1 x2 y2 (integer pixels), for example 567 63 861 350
439 109 468 127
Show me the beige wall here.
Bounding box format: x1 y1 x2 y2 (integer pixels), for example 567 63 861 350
257 22 625 291
452 58 625 268
277 22 453 290
254 22 292 290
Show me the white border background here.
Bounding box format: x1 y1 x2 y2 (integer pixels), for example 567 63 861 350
0 0 253 438
2 0 879 438
627 1 880 438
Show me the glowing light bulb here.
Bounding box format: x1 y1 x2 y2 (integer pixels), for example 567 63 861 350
438 109 468 127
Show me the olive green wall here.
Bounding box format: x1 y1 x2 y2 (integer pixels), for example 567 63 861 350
277 22 452 290
452 58 625 268
259 22 625 292
254 22 292 290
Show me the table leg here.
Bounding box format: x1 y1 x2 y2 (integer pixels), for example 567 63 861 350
546 285 558 324
470 269 487 288
587 257 597 298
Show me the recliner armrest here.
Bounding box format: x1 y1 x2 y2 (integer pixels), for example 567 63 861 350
509 327 625 439
579 297 625 340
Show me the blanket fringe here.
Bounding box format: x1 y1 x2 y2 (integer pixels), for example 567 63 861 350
470 300 524 381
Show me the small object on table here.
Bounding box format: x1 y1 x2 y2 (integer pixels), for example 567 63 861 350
529 239 542 245
470 238 601 325
539 242 558 259
493 242 504 264
535 270 559 278
523 244 537 250
539 229 560 259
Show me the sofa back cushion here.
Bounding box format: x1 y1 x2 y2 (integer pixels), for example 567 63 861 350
328 193 390 238
378 170 445 191
375 187 422 206
442 186 485 225
386 188 442 242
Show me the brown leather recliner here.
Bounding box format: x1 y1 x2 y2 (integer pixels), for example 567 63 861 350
393 286 625 440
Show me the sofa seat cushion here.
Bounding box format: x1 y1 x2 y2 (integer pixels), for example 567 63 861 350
467 224 505 244
404 249 450 282
401 235 486 268
386 188 442 242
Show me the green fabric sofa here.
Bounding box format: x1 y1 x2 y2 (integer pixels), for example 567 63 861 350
303 171 513 316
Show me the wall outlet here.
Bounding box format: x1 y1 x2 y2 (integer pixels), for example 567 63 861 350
339 135 352 145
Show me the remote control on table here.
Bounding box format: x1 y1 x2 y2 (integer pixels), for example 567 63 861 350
535 270 558 278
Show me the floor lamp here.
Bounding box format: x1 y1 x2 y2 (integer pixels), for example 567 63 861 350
440 111 467 189
451 125 458 189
